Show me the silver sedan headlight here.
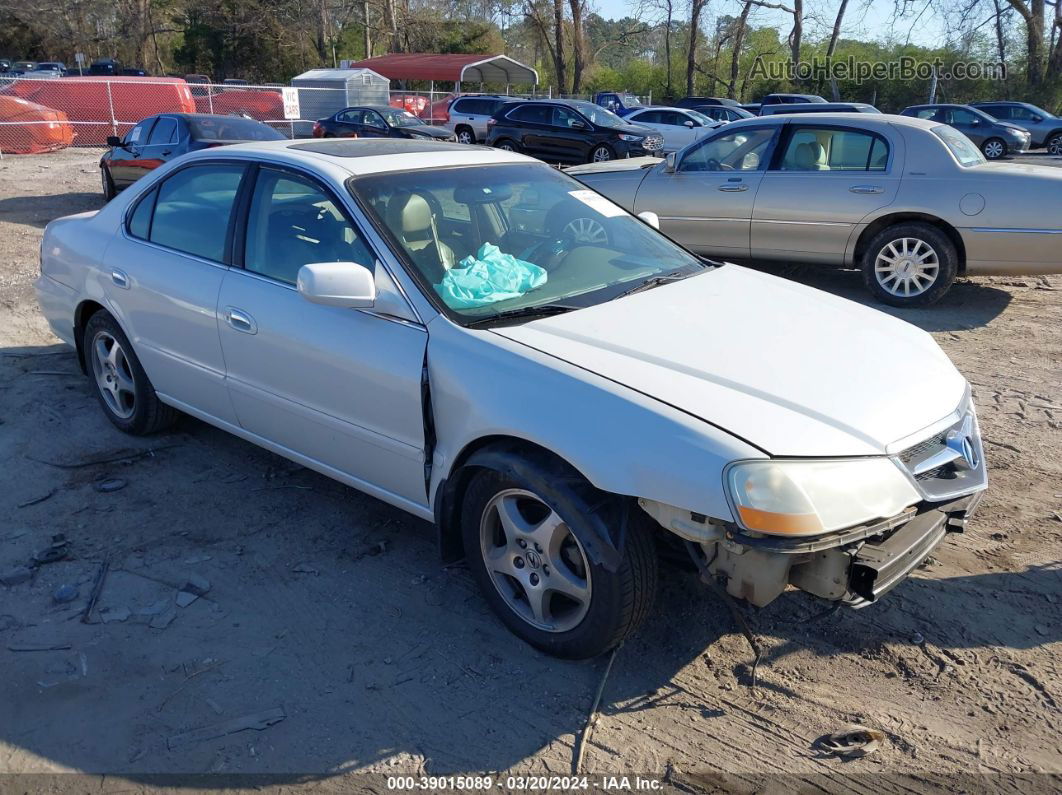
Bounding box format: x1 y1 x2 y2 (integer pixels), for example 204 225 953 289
724 458 920 537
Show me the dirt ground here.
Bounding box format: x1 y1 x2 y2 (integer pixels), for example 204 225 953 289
0 148 1059 791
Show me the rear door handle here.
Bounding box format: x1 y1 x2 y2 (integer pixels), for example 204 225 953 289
849 185 884 194
718 184 749 192
111 269 129 289
224 306 257 335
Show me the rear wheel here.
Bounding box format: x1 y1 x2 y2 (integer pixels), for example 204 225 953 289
455 126 475 145
1047 132 1062 155
84 311 178 435
461 464 657 659
495 138 519 152
101 166 116 201
861 222 958 307
981 137 1006 160
590 144 614 163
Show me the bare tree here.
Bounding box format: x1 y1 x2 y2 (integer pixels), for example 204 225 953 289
748 0 803 76
685 0 705 95
569 0 587 92
729 0 753 98
826 0 849 99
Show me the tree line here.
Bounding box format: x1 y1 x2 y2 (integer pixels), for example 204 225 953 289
1 0 1060 112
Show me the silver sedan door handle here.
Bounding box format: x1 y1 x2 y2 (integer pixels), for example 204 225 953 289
849 185 884 194
718 184 749 192
224 306 257 335
111 269 129 289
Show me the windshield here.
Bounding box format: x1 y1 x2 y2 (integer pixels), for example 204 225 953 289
383 110 424 127
567 101 629 129
188 116 285 141
932 124 986 167
350 163 707 324
687 110 713 125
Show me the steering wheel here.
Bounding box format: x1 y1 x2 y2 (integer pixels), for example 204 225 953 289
706 157 734 172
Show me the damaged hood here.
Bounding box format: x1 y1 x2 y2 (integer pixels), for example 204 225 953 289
492 265 966 457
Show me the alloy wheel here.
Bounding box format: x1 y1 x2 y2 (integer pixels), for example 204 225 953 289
562 217 608 245
479 489 592 633
592 146 612 162
91 330 136 419
457 129 474 144
1049 135 1062 156
874 237 940 298
982 139 1005 159
498 141 515 151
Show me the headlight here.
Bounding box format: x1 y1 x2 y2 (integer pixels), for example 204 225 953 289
725 458 920 536
617 134 644 142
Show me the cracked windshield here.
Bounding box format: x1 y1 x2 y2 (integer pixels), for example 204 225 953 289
351 163 707 321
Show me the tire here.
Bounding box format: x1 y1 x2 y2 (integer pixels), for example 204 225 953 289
981 137 1006 160
461 463 657 659
495 138 520 153
455 126 475 145
83 311 178 435
589 144 614 163
1047 132 1062 155
101 166 116 201
861 222 958 307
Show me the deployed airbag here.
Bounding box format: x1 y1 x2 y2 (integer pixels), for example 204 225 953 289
435 242 547 309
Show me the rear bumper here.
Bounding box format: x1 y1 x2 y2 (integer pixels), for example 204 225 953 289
844 490 983 607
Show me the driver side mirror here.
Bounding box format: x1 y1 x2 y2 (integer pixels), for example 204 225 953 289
683 120 695 128
637 211 661 229
106 135 124 148
664 151 677 173
297 261 375 308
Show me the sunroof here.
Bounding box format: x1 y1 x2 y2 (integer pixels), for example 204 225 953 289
288 139 470 157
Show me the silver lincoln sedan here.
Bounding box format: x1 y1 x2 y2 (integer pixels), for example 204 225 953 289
568 113 1062 306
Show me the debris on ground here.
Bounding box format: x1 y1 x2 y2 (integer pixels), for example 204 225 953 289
32 534 68 566
8 643 71 652
813 726 887 759
351 540 388 561
100 606 131 623
93 477 127 493
17 489 57 508
149 607 178 630
166 706 286 749
52 584 79 603
81 559 110 624
0 566 33 586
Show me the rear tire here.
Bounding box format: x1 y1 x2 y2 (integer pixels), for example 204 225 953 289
455 126 475 145
83 311 178 435
495 138 520 153
861 222 958 307
1047 132 1062 155
981 137 1006 160
461 462 657 659
101 166 116 201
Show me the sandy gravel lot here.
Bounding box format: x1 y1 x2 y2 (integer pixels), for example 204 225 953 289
0 149 1059 791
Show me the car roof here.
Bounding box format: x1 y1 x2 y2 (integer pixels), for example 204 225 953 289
725 112 938 130
211 138 532 177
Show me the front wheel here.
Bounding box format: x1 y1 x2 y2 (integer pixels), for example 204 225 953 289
589 144 614 163
861 222 958 307
981 137 1006 160
84 311 178 435
461 465 657 659
1047 132 1062 155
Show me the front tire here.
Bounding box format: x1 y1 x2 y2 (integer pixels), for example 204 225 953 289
101 166 116 201
861 222 958 307
461 464 657 659
981 137 1006 160
589 144 614 163
1047 132 1062 155
83 311 178 435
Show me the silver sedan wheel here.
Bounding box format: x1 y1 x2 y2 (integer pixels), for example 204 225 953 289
479 489 592 633
457 129 475 144
982 139 1005 159
91 331 136 419
563 217 608 245
874 237 940 298
591 145 612 162
1049 135 1062 155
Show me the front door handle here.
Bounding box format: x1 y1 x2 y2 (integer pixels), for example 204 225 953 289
718 184 749 192
224 306 257 335
111 269 129 289
849 185 884 194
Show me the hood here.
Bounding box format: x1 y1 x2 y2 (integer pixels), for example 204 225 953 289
996 120 1030 134
492 265 966 457
408 125 452 139
565 156 660 176
617 122 658 137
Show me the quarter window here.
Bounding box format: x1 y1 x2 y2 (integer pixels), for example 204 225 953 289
127 187 157 239
680 128 775 172
778 128 888 171
244 169 374 285
149 165 245 262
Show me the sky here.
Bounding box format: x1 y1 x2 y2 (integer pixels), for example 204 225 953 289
590 0 949 49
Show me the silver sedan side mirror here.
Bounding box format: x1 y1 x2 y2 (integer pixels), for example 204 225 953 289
637 211 661 230
683 120 695 128
297 261 376 308
664 151 677 173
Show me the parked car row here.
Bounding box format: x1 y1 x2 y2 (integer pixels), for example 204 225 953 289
36 135 991 659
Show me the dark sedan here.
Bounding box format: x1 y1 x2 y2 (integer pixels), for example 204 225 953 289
485 99 664 163
100 113 284 199
312 106 456 141
900 103 1031 159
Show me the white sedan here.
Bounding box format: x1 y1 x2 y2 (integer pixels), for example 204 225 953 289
36 139 987 658
623 106 723 152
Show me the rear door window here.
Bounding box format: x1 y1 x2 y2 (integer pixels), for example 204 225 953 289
149 165 245 262
147 117 177 145
508 104 550 124
777 127 888 171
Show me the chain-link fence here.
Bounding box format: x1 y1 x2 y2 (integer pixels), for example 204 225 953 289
0 76 485 155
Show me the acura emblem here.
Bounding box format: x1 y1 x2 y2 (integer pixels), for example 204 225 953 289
946 415 979 470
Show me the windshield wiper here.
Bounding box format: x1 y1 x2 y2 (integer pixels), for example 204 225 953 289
464 303 580 328
614 272 696 300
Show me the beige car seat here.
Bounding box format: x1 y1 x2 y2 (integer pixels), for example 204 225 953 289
386 191 456 282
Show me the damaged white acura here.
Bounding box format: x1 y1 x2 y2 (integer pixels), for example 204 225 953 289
36 139 987 658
